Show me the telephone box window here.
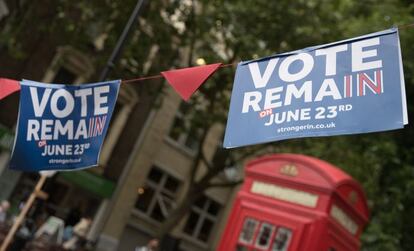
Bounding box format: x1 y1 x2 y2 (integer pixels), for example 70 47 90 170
271 227 292 251
239 218 259 244
255 222 275 249
236 218 293 251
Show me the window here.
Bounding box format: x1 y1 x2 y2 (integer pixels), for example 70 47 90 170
236 218 292 251
271 227 292 251
135 166 180 222
239 218 259 245
168 102 202 150
42 46 94 85
183 195 221 242
52 67 77 84
255 223 275 249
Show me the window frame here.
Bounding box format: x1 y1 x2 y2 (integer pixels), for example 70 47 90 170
235 218 293 251
182 195 222 243
42 46 94 85
134 165 181 222
167 102 202 153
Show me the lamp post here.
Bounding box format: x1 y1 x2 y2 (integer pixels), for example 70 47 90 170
90 0 148 246
99 0 148 81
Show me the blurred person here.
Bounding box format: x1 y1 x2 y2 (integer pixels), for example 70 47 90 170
9 219 35 251
0 200 10 223
63 224 74 242
135 238 159 251
65 205 82 227
62 205 82 243
62 216 92 250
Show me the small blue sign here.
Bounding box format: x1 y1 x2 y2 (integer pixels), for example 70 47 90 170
224 28 408 148
9 80 120 171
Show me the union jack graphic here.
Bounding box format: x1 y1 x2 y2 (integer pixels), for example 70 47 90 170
88 115 107 137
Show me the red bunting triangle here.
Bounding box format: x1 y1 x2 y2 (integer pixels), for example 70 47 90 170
161 63 222 101
0 78 20 100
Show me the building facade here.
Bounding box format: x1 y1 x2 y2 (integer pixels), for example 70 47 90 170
97 86 238 251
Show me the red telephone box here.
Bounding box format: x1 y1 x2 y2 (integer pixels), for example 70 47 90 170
217 154 369 251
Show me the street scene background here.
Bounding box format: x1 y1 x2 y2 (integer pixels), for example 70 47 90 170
1 0 414 250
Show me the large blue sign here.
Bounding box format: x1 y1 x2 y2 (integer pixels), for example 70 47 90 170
224 28 408 148
9 80 120 171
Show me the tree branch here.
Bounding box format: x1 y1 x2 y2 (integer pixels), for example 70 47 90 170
186 0 196 66
208 180 244 188
200 150 213 169
189 124 209 185
231 143 279 164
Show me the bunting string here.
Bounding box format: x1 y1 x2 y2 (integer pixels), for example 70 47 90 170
121 62 237 84
398 22 414 29
0 23 413 101
121 74 163 84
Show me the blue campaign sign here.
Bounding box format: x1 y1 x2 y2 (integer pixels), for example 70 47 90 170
9 80 121 171
224 28 408 148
